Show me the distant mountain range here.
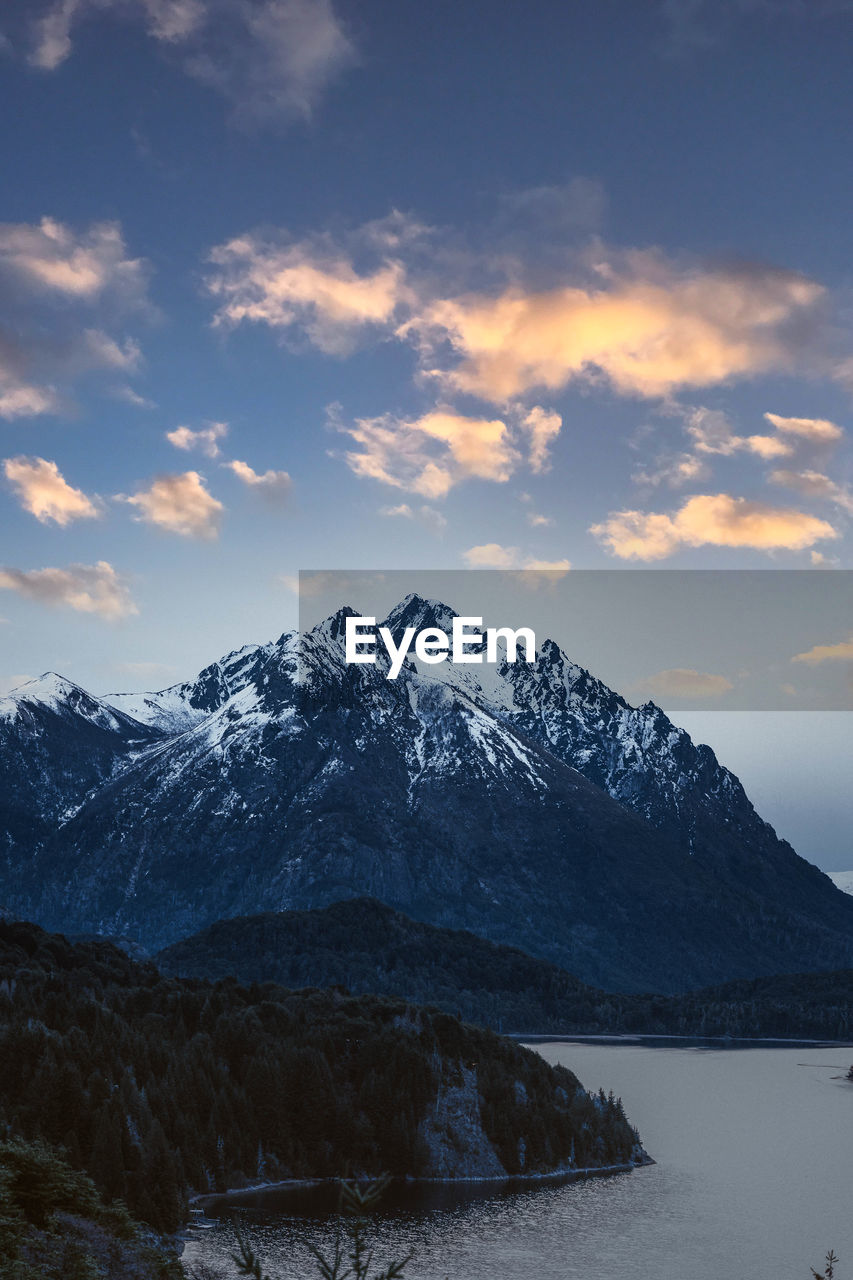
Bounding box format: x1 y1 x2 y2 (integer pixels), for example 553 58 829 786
2 593 852 992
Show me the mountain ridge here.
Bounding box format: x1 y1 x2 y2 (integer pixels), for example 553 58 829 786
2 594 851 992
155 896 853 1041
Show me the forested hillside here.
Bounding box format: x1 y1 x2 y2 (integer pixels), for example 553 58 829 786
0 919 644 1240
157 898 853 1042
0 1137 182 1279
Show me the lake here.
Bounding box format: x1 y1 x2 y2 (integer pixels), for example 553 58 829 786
181 1041 853 1280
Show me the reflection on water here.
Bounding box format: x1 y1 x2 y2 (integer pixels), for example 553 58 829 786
182 1043 853 1280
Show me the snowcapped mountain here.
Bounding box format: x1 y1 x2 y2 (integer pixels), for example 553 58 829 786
104 642 274 732
2 594 852 992
0 673 160 860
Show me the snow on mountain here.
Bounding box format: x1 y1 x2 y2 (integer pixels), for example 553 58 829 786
3 594 853 992
0 673 146 736
104 642 273 733
0 672 162 845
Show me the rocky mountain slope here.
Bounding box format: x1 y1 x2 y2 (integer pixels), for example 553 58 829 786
2 594 852 992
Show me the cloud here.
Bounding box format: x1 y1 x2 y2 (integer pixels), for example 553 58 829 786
187 0 356 123
0 560 137 619
123 471 224 538
343 408 518 498
633 450 710 489
763 412 844 444
591 510 683 560
205 216 840 437
591 492 838 559
632 667 735 700
683 405 793 458
29 0 205 68
497 178 607 236
634 401 844 495
3 455 100 525
28 0 355 123
113 385 156 409
0 216 148 304
462 544 571 572
406 259 824 402
527 512 554 527
226 458 292 501
520 405 562 473
166 422 228 457
769 468 853 515
0 380 59 420
463 543 521 569
208 230 408 354
523 557 572 571
379 502 447 533
792 637 853 665
0 216 151 416
82 329 142 371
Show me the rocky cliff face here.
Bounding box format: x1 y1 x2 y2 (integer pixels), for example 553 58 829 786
2 594 851 992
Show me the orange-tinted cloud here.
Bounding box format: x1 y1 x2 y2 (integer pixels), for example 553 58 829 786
592 492 838 559
0 216 147 303
4 456 99 526
406 263 823 402
344 408 517 497
683 406 793 458
0 561 137 619
123 471 224 538
0 216 151 417
763 412 844 444
208 232 408 354
0 382 59 421
226 458 292 502
462 544 570 572
379 502 447 533
770 468 853 515
792 637 853 664
632 668 734 700
521 405 562 473
166 422 228 457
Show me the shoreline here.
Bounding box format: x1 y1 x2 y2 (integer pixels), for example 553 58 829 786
515 1032 853 1047
189 1156 654 1213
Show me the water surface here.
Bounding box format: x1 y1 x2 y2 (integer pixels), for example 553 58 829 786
182 1042 853 1280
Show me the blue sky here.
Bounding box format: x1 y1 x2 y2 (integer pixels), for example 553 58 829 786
0 0 851 863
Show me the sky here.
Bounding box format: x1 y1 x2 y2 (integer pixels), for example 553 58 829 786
0 0 851 866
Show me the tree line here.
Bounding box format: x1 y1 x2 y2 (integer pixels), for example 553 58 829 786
0 918 642 1241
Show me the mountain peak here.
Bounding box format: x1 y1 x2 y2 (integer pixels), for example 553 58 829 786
308 604 361 646
0 671 143 735
3 595 853 992
381 593 459 641
2 671 94 711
